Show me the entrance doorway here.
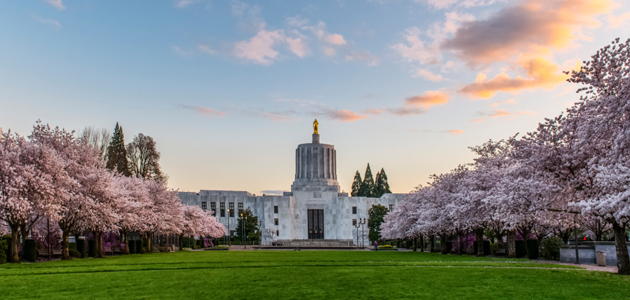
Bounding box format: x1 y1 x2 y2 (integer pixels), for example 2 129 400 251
307 209 324 239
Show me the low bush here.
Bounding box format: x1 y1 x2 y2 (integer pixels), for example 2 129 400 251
489 242 502 255
69 242 77 251
142 247 148 254
526 239 539 259
23 239 38 262
540 237 563 260
69 249 81 258
0 239 7 264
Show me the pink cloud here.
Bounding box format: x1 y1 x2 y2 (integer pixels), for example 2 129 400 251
181 105 226 117
405 90 448 108
44 0 65 10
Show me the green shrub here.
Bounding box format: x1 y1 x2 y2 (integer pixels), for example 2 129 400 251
526 239 539 259
489 242 502 255
69 249 81 258
540 237 562 260
193 244 200 249
515 240 527 258
3 236 12 263
129 240 136 254
76 239 86 258
23 239 38 262
0 239 7 264
69 242 77 251
88 240 96 257
142 247 148 254
136 240 143 254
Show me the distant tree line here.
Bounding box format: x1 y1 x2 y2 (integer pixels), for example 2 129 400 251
351 164 391 198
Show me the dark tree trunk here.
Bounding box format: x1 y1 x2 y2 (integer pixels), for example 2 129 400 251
476 228 485 256
123 230 130 255
419 236 424 252
457 232 463 255
428 235 435 252
10 225 20 263
612 221 630 275
96 231 104 258
507 230 516 258
61 231 70 260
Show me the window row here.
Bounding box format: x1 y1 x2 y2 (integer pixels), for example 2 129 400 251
200 202 245 218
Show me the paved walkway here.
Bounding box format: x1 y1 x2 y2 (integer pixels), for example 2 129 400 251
534 260 618 273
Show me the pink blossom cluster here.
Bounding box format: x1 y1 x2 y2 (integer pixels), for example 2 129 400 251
381 38 630 274
0 121 225 262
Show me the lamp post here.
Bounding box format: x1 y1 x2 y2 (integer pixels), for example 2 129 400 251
353 220 361 248
359 218 367 248
227 209 230 246
256 221 262 247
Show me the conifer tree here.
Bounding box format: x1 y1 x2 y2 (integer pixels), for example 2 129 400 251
106 123 131 176
374 170 382 197
351 171 362 197
359 163 375 197
374 168 392 197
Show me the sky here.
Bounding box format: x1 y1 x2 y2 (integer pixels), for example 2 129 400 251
1 0 629 195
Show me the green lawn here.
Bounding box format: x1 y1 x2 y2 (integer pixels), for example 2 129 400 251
1 250 628 299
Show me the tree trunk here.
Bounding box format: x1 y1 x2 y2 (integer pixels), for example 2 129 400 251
123 230 129 255
147 234 152 253
457 232 463 255
507 230 516 258
96 231 104 258
476 228 484 256
428 235 435 252
10 225 20 263
413 238 418 252
612 221 630 275
62 231 70 260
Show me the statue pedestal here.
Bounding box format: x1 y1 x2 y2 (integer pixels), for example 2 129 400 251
312 134 319 143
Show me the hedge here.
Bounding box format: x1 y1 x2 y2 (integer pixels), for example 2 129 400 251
540 237 562 260
88 240 96 257
526 239 539 260
0 239 7 264
129 240 136 254
23 239 38 262
77 239 86 258
515 240 527 258
136 240 143 254
472 241 491 256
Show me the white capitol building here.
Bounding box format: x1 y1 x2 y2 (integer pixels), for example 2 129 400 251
178 122 405 246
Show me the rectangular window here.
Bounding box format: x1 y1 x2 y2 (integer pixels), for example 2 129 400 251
201 202 207 211
230 230 235 237
238 202 243 216
211 202 216 216
220 202 225 217
353 219 357 226
389 204 394 211
274 218 279 226
352 206 357 214
229 203 234 217
276 230 279 237
274 206 278 214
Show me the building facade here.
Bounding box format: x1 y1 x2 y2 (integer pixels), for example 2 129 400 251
178 128 406 245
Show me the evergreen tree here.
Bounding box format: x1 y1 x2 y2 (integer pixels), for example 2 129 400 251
359 163 375 197
368 204 389 242
106 123 131 176
351 171 362 197
236 208 260 243
374 168 392 197
374 170 383 198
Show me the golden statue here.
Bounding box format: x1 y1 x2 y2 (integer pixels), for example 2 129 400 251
313 119 319 134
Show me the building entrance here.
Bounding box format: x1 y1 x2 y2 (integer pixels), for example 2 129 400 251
307 209 324 239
